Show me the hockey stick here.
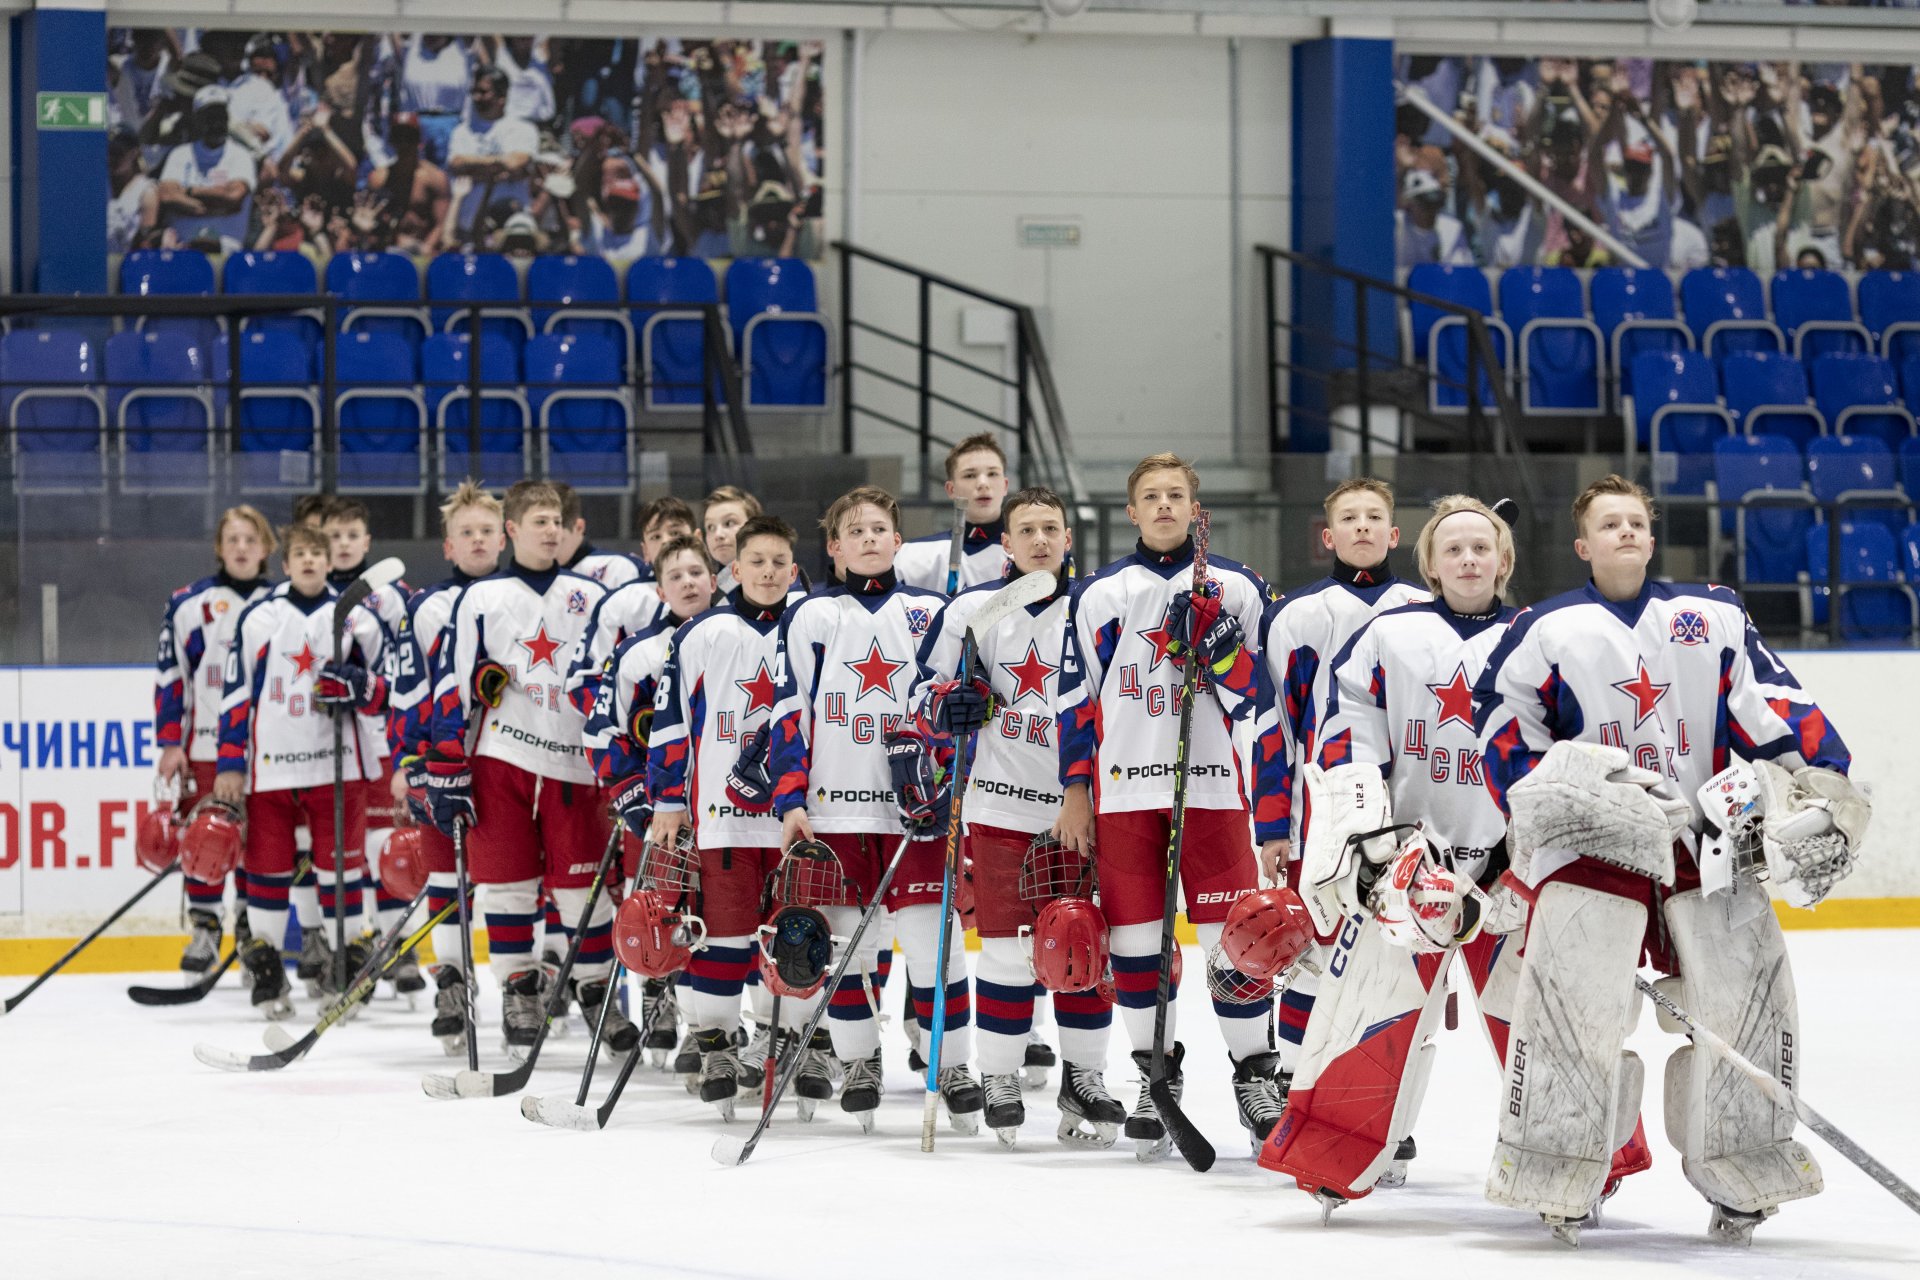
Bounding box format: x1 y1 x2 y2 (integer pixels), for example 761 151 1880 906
330 556 406 994
573 960 627 1104
128 854 315 1006
945 499 967 597
452 815 480 1072
192 883 445 1073
1636 976 1920 1216
422 822 626 1099
1 862 181 1016
922 567 1058 1150
523 1014 648 1132
1148 507 1218 1173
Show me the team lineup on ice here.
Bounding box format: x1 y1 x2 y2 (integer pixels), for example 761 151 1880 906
5 438 1916 1275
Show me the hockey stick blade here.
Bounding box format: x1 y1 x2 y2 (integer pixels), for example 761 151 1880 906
423 1069 500 1101
966 570 1057 640
520 1091 607 1131
359 555 407 594
128 946 238 1005
711 1135 750 1167
193 1030 315 1073
1149 1078 1217 1172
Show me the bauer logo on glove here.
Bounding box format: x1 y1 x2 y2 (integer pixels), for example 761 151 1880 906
725 724 775 813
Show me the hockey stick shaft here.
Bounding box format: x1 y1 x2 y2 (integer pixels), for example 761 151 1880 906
3 863 180 1015
329 586 364 999
574 961 628 1105
763 991 782 1111
922 632 977 1152
1636 976 1920 1216
452 817 480 1072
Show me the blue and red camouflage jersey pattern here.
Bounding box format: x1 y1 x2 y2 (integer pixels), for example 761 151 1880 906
564 579 667 718
581 618 675 783
155 574 270 762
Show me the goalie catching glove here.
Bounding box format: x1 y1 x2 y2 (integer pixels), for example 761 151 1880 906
1753 761 1870 908
1370 827 1488 953
1505 740 1692 886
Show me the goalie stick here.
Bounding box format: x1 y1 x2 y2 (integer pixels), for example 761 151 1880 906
128 854 314 1006
330 555 406 993
2 862 180 1016
1637 976 1920 1217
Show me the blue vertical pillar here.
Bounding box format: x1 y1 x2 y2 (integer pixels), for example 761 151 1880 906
1288 34 1394 452
12 7 109 293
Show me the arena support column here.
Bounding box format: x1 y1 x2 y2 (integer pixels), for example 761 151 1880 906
10 4 109 293
1287 25 1395 453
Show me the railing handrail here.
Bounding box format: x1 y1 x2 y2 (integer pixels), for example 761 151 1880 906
832 241 1031 314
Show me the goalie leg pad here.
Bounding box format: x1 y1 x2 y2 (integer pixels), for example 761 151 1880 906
1660 889 1822 1215
1485 882 1645 1219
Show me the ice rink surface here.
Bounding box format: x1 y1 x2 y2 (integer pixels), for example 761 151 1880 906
3 929 1917 1280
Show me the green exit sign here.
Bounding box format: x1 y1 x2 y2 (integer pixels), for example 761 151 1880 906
37 92 106 131
1019 217 1083 249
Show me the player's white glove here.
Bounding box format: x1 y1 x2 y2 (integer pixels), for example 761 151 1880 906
1299 761 1397 933
1753 761 1871 908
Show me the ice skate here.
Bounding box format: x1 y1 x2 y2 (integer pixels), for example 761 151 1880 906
674 1031 702 1093
839 1050 884 1133
738 1020 772 1091
386 948 426 1000
1707 1203 1773 1246
430 966 469 1056
1315 1191 1349 1225
233 910 254 990
1020 1030 1056 1091
241 939 291 1020
1375 1135 1417 1189
984 1072 1024 1148
500 970 543 1058
1230 1050 1287 1151
1544 1211 1592 1248
905 1014 927 1078
180 908 222 974
694 1027 742 1121
937 1063 985 1135
572 977 640 1056
794 1030 835 1122
639 978 678 1069
296 926 332 999
1056 1060 1124 1148
1126 1044 1185 1162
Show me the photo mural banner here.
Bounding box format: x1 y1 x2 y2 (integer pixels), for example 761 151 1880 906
107 30 826 262
1397 54 1920 273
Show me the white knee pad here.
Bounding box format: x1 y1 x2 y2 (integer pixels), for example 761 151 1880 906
1660 890 1821 1214
1486 882 1645 1219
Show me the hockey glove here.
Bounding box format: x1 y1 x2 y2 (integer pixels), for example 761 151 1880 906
885 730 950 833
472 658 511 709
423 748 477 835
608 774 652 834
402 758 434 827
726 724 775 814
925 672 993 736
315 660 384 711
1166 586 1244 674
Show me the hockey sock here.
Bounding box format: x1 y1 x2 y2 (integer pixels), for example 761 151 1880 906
541 897 564 958
367 828 406 934
896 902 972 1065
975 936 1036 1076
483 879 542 985
290 854 320 930
1109 921 1173 1053
1276 940 1326 1073
1196 921 1274 1060
821 905 880 1060
317 865 365 935
872 909 894 992
425 873 465 974
1053 988 1114 1066
184 874 225 910
779 988 824 1034
1032 982 1054 1032
549 884 616 985
245 870 292 952
745 952 773 1025
688 934 753 1034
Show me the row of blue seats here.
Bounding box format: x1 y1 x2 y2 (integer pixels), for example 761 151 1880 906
1628 349 1920 463
1407 264 1920 417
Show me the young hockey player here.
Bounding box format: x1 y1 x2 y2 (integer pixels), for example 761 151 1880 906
154 505 275 972
553 481 644 588
423 483 635 1052
1253 478 1428 1085
639 497 698 577
214 523 393 1017
895 433 1013 591
770 486 986 1133
1054 453 1284 1156
389 481 507 1051
913 486 1124 1147
701 485 761 594
1473 475 1865 1245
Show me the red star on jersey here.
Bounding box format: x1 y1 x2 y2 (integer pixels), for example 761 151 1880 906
1135 606 1179 671
518 623 564 673
1001 641 1059 704
1426 663 1475 730
844 640 908 702
735 660 779 716
1611 658 1670 728
285 642 319 679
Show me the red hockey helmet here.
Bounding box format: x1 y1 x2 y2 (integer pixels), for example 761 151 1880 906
758 905 833 999
380 827 428 902
770 838 858 909
1220 886 1314 982
613 890 705 978
179 799 244 883
135 806 183 874
1028 897 1110 994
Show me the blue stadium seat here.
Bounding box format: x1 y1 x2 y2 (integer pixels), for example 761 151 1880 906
1720 351 1823 450
1811 352 1917 450
0 330 107 491
1592 266 1690 405
423 332 528 488
215 331 319 491
1858 269 1920 368
1804 520 1917 640
222 251 322 348
1806 434 1909 536
1499 267 1601 413
105 330 213 491
1903 522 1920 580
1713 434 1814 582
1770 268 1869 364
527 333 632 491
727 258 830 410
629 257 720 411
1902 354 1920 421
333 330 426 492
1406 263 1508 413
1902 436 1920 505
1680 266 1782 358
427 253 532 352
324 252 428 347
528 255 632 368
1628 350 1731 493
120 248 221 352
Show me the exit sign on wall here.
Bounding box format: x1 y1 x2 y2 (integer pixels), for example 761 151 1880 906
1019 217 1083 248
37 92 106 131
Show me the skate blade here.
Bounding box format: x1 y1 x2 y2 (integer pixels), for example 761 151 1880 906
519 1092 602 1131
854 1110 877 1134
1134 1136 1172 1163
712 1097 736 1123
504 1040 533 1064
438 1035 467 1058
1316 1193 1347 1226
1545 1215 1587 1248
1056 1117 1119 1149
947 1109 981 1137
1374 1161 1410 1189
796 1098 817 1123
994 1126 1019 1149
682 1073 701 1096
645 1049 669 1070
1018 1065 1050 1092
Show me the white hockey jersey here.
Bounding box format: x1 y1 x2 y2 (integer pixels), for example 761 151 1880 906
1317 600 1517 885
914 578 1070 836
431 564 607 785
581 618 674 787
155 571 271 762
329 561 411 764
1253 563 1429 845
564 580 668 712
387 570 486 760
645 591 793 849
1473 580 1852 831
568 544 644 590
1057 538 1269 815
894 521 1009 593
770 571 947 834
217 583 391 792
